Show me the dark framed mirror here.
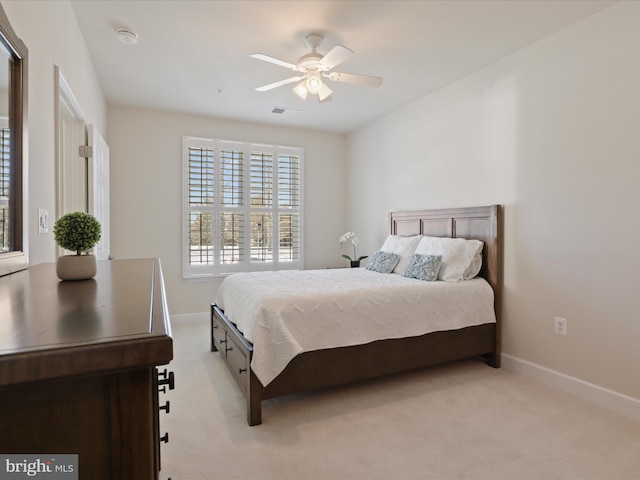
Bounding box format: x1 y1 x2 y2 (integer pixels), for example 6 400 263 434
0 3 28 276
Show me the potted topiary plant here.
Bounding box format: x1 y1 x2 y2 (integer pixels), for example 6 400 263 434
53 211 102 280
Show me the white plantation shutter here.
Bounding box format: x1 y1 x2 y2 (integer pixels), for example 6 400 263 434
187 144 215 266
278 152 300 262
219 146 244 265
183 137 303 278
250 151 273 263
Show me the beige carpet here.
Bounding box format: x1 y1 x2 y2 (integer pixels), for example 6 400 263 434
159 317 640 480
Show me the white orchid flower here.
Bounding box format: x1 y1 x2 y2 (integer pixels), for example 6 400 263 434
339 231 367 264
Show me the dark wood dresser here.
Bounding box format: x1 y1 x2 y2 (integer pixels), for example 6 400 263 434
0 258 174 480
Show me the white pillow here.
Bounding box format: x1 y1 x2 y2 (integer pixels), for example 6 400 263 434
379 235 422 274
414 236 484 281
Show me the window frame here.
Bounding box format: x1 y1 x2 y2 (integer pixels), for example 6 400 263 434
182 136 304 279
0 4 28 277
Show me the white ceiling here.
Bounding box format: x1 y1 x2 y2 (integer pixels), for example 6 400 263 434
71 0 616 134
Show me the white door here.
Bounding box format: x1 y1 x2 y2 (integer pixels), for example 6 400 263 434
87 124 110 261
58 100 86 214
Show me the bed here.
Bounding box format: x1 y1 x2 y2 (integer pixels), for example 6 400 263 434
211 205 503 426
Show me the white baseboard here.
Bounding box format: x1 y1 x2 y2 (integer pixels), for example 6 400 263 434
502 354 640 423
169 311 209 323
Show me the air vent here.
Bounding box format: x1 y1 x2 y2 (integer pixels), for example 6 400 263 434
271 106 300 115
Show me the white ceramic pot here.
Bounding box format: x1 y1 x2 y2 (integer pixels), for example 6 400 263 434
56 254 97 281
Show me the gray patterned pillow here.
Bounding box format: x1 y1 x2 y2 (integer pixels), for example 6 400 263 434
402 254 442 281
365 251 400 274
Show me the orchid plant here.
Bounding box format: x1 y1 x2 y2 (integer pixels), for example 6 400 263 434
339 231 368 264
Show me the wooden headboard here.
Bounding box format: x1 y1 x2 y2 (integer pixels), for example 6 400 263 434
389 205 503 345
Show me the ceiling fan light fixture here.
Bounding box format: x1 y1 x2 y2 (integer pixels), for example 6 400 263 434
306 72 323 94
293 81 308 100
252 33 383 100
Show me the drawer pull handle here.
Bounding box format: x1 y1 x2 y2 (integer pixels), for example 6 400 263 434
239 368 247 374
219 339 227 345
160 401 170 414
225 346 233 353
158 371 175 391
160 432 169 444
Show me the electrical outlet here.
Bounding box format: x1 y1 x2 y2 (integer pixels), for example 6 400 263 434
38 208 48 234
554 316 568 335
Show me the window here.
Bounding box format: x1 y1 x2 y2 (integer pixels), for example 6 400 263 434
183 136 303 278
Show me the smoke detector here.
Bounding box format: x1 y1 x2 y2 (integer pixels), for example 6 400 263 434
116 29 138 45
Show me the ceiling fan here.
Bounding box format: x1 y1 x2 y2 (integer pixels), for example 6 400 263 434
251 33 383 102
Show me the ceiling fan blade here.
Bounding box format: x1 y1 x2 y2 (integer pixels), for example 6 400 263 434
317 45 353 71
250 53 297 70
318 82 333 102
255 76 303 92
326 71 383 88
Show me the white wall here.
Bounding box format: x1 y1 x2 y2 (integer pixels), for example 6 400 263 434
107 105 346 315
2 0 107 264
7 0 637 407
348 1 640 400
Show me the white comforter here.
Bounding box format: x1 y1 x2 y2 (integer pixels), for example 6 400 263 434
215 268 495 386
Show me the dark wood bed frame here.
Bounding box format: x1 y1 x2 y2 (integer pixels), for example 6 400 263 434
211 205 503 426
